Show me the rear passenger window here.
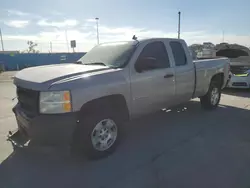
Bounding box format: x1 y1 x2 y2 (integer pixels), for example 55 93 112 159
170 41 187 66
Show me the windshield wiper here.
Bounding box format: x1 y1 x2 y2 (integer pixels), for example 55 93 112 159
84 62 107 66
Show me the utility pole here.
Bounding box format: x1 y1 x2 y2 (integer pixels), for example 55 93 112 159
50 41 52 52
65 29 70 52
0 28 4 51
178 11 181 39
222 30 225 43
95 17 100 44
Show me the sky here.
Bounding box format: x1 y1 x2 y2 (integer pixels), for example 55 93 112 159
1 0 250 52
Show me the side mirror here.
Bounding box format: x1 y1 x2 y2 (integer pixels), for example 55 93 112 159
135 57 157 73
75 61 82 64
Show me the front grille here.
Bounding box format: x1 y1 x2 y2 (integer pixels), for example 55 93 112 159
16 87 39 117
230 66 250 75
232 82 247 86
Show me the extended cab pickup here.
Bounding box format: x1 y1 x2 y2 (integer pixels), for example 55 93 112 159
9 38 230 159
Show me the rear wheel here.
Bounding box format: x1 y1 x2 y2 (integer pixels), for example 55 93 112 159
200 82 221 110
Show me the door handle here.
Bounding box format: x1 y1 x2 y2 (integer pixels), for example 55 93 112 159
164 74 174 78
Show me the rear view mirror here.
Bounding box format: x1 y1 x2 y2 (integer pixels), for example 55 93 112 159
135 57 157 72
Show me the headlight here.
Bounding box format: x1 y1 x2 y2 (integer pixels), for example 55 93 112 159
39 91 72 114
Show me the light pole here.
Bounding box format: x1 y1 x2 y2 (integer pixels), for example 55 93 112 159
50 41 52 52
222 30 225 43
65 29 70 53
95 17 100 44
178 11 181 39
0 28 4 51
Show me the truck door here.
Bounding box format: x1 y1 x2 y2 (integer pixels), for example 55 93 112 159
130 41 175 117
169 41 195 103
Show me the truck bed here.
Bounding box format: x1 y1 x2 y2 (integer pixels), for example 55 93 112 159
193 58 229 98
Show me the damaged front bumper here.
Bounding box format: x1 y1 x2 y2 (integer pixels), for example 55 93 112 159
7 129 29 149
7 104 79 151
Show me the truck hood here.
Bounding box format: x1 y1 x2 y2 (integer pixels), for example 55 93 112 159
14 63 113 90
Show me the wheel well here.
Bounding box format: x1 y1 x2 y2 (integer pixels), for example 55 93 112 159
211 73 224 88
71 95 130 147
79 94 130 122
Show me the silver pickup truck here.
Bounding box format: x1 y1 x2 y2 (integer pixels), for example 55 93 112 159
9 38 230 159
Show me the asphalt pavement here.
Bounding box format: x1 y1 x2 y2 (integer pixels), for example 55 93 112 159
0 82 250 188
0 71 17 82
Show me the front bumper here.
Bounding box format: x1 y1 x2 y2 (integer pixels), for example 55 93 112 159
8 104 79 147
227 84 250 89
226 76 250 89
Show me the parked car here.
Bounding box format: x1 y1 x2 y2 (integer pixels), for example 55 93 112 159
8 38 230 159
227 70 250 88
227 60 250 89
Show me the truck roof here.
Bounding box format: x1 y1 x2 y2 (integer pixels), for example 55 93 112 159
99 38 185 46
138 37 184 42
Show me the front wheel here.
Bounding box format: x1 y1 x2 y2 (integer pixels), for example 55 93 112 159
72 110 121 160
200 82 221 110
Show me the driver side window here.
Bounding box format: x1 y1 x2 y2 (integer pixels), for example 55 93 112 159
135 41 170 72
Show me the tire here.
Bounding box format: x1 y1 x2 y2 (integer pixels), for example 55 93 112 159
200 81 221 110
72 109 121 160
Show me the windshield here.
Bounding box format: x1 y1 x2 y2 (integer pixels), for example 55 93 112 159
78 41 137 68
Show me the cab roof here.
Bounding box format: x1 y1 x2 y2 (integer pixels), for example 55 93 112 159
99 38 185 46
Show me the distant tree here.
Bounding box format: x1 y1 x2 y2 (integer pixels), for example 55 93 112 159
189 42 215 52
203 42 215 49
189 44 203 53
22 41 39 53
